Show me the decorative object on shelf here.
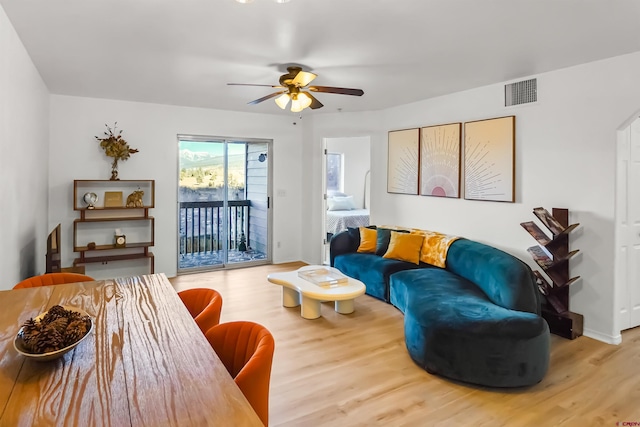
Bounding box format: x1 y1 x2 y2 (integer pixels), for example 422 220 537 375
521 207 583 339
114 229 126 248
87 242 96 250
94 122 139 181
115 234 126 248
387 128 419 195
104 191 124 207
126 190 144 208
82 192 98 209
419 123 461 198
464 116 515 202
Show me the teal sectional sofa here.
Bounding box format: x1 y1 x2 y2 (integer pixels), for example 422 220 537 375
330 227 550 388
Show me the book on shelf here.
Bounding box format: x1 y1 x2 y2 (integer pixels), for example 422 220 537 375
298 268 349 287
532 207 565 235
520 221 551 246
527 245 554 268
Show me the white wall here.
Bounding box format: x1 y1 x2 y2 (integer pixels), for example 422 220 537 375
326 136 370 209
0 4 50 290
305 52 640 343
49 95 304 279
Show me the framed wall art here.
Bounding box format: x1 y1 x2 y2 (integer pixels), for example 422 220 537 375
464 116 515 202
420 123 461 198
387 128 419 195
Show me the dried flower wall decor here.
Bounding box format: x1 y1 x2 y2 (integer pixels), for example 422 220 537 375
95 122 139 180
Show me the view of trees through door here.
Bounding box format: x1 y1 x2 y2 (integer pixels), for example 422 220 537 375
178 136 271 272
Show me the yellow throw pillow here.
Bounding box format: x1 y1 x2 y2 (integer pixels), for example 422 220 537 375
383 231 424 265
357 227 377 253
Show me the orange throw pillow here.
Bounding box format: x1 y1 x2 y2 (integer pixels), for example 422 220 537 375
383 231 424 265
357 227 377 253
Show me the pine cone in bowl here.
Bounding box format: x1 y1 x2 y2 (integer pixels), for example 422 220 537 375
14 305 94 361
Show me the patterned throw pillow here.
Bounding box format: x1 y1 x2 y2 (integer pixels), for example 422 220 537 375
410 229 460 268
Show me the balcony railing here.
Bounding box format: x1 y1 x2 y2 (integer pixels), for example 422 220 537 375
179 200 251 256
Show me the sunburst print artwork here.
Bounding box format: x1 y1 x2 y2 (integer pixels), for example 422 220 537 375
420 123 461 198
464 116 515 202
387 129 419 195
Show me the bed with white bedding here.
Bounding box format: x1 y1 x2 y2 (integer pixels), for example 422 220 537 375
326 209 370 235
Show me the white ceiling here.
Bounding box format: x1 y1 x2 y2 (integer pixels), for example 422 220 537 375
2 0 640 115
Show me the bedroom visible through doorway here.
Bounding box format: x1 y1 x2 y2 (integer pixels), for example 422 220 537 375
323 136 371 265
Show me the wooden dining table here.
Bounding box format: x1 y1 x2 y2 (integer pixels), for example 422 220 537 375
0 273 263 427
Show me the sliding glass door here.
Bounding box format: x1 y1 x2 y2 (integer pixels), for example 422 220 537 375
177 136 271 272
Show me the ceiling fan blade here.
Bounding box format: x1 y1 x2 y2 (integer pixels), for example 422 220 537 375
291 71 317 87
228 83 284 88
308 86 364 96
248 91 286 105
306 92 324 110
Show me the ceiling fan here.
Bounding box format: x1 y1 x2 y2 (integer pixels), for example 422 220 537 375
228 66 364 112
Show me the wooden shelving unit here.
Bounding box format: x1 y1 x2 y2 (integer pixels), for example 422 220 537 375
73 180 155 274
521 207 583 339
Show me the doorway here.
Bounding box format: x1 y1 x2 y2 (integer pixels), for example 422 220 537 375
177 135 271 272
322 136 371 265
615 115 640 334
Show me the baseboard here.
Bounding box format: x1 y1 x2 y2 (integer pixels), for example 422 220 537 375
583 328 622 345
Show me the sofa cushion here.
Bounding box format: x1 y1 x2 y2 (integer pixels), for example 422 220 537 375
445 239 539 313
334 253 425 302
383 231 424 265
410 229 459 268
357 227 377 253
390 268 549 387
376 227 409 256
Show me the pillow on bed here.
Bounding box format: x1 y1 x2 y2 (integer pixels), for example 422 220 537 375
327 195 356 211
328 191 348 198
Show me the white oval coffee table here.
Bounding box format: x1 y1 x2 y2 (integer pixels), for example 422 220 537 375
267 265 366 319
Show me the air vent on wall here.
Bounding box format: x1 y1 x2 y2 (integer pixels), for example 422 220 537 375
505 78 537 106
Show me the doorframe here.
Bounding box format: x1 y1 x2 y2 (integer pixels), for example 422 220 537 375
613 109 640 340
321 138 329 265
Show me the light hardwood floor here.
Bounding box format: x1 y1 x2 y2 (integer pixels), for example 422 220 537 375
169 262 640 427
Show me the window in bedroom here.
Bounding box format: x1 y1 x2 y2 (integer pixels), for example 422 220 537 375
326 152 343 194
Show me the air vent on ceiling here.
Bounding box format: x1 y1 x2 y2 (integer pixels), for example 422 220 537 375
505 78 537 106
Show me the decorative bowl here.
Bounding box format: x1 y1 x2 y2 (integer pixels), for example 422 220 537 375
13 305 94 362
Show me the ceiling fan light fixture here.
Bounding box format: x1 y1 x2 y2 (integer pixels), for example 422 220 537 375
235 0 254 3
290 92 312 113
290 94 303 113
275 93 290 109
298 92 313 109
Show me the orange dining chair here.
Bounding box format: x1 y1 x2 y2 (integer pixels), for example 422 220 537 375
13 272 95 289
177 288 223 334
205 321 275 426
